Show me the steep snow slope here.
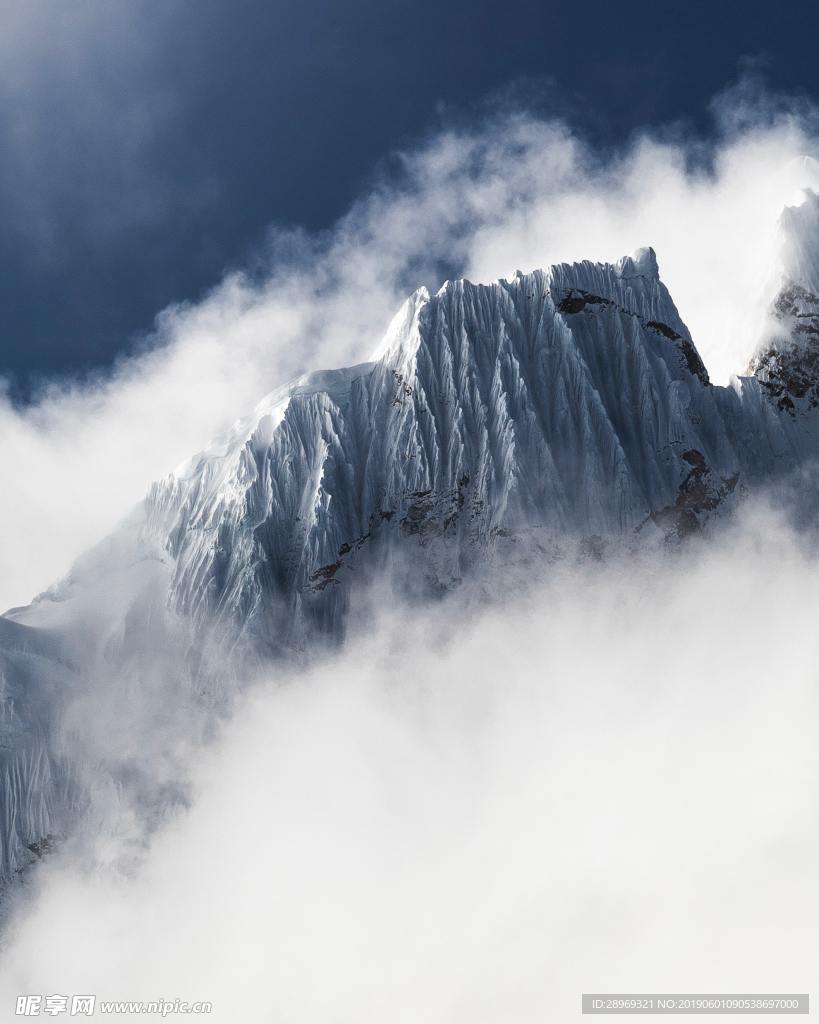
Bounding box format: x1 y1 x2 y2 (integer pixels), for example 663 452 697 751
2 212 819 880
0 616 77 879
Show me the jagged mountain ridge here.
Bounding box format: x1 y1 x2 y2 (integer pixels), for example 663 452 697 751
2 220 819 881
138 246 814 649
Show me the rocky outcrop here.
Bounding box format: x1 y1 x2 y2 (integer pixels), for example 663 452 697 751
749 283 819 415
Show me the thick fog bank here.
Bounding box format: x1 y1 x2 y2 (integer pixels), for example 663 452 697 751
1 500 817 1021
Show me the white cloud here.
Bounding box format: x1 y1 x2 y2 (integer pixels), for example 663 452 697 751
1 501 817 1020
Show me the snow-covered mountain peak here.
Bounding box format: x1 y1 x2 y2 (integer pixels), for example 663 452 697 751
126 245 819 653
779 188 819 296
2 242 819 881
615 245 659 280
374 247 678 375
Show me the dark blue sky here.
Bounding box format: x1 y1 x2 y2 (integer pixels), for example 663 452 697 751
1 0 818 393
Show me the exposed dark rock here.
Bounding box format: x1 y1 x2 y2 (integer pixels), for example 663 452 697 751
681 448 706 469
557 290 614 314
750 283 819 415
308 560 342 590
391 369 414 406
645 319 681 341
650 450 739 539
754 345 819 414
400 475 470 541
678 339 710 386
559 291 710 385
25 834 58 862
579 534 607 562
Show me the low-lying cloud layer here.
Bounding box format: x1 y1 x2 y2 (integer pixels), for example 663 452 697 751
1 501 817 1020
2 80 819 611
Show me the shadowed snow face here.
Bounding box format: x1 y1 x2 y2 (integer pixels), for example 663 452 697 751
0 500 818 1021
